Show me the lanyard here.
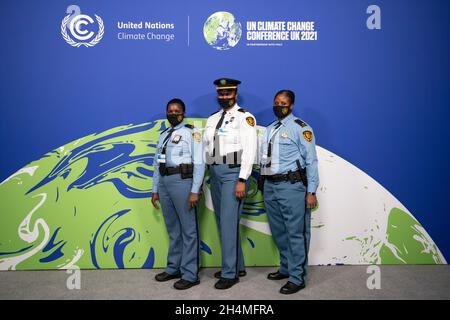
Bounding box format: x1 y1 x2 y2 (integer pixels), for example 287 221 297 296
161 128 175 154
268 123 282 143
266 122 282 157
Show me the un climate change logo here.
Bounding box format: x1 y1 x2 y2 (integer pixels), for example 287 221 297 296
203 12 242 50
61 7 104 48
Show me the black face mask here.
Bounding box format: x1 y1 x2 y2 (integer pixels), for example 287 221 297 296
218 98 235 109
273 105 291 119
167 113 184 126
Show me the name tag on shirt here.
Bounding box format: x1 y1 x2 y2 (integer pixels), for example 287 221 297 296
217 128 228 135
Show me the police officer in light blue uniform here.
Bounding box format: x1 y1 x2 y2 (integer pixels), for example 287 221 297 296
259 90 319 294
151 98 205 290
204 78 258 290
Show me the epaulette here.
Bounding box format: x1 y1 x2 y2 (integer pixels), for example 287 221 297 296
237 108 246 113
295 119 308 128
185 124 194 129
210 110 220 116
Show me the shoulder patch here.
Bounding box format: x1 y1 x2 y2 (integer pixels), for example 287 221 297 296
185 124 194 129
295 119 307 128
192 131 202 142
246 116 255 127
303 130 313 142
237 108 247 113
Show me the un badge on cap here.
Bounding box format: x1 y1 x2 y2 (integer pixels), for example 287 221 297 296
214 78 241 90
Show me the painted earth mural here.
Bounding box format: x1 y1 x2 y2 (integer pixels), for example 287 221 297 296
0 118 445 270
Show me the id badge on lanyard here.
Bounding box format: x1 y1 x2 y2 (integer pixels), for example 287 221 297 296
157 153 166 164
262 126 282 160
158 130 175 163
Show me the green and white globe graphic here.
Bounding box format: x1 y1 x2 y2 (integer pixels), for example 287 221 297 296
203 12 242 50
0 118 446 270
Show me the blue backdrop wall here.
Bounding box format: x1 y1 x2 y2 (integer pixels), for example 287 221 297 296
0 0 449 266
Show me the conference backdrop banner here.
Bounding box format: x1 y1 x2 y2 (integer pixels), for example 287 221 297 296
0 0 448 270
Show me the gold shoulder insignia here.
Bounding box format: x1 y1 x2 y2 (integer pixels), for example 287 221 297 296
303 130 313 142
192 132 202 142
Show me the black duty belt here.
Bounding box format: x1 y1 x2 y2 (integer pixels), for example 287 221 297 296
210 151 241 168
159 163 193 178
266 169 303 183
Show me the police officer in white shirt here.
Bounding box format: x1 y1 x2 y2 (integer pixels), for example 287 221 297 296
204 78 257 289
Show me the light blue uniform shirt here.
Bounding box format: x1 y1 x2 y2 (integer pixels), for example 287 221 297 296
152 121 205 194
260 113 319 193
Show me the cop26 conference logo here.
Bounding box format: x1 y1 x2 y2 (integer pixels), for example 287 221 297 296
61 5 104 47
203 12 242 50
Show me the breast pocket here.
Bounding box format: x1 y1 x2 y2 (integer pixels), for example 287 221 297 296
225 119 241 143
278 136 298 159
167 139 190 163
179 139 190 158
279 136 293 145
225 128 239 144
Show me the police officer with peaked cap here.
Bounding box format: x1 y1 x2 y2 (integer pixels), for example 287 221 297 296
204 78 258 289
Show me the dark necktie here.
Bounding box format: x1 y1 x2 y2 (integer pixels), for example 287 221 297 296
212 111 227 157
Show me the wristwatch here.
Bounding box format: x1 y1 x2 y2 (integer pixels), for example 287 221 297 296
307 192 316 195
238 178 247 183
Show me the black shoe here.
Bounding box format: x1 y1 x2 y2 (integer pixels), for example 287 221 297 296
173 279 200 290
267 270 289 280
214 277 239 290
155 271 181 282
214 270 247 279
280 281 305 294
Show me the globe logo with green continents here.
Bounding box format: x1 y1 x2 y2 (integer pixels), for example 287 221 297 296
203 12 242 50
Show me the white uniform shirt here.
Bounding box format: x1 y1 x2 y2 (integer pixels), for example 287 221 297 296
204 104 257 180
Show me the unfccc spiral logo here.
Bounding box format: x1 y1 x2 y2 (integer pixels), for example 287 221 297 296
61 5 104 47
